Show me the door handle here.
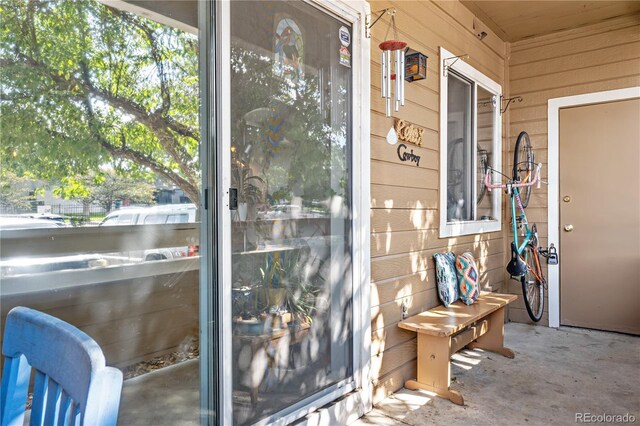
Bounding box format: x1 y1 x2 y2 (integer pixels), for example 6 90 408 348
564 224 574 232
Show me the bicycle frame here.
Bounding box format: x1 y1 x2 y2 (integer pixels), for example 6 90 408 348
485 163 547 286
485 163 543 257
511 187 533 256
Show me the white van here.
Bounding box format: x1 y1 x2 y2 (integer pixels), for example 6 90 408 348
100 204 197 226
100 204 198 261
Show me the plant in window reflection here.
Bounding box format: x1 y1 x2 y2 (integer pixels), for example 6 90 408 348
231 161 264 204
283 277 319 329
230 45 348 214
232 259 271 335
259 247 320 329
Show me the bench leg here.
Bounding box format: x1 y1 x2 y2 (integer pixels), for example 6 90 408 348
466 307 515 359
405 334 464 406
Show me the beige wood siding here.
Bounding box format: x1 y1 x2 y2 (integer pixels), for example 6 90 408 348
0 269 198 368
368 0 507 403
506 14 640 325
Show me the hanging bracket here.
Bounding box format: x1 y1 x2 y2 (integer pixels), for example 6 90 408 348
442 54 469 77
500 96 523 114
366 8 395 38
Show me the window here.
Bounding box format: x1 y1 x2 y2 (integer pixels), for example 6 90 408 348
143 214 166 225
166 213 188 224
116 213 135 225
1 2 203 424
100 216 119 226
439 47 502 237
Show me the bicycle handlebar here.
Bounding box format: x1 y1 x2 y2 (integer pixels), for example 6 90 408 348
484 163 542 192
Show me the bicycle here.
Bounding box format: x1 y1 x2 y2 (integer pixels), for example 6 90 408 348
484 131 548 322
477 147 489 205
447 138 491 220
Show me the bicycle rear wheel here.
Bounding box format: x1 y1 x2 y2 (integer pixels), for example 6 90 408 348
513 131 533 208
520 244 544 322
477 148 489 204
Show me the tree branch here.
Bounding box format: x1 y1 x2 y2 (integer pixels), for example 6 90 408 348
9 54 199 190
110 10 171 113
79 94 200 204
105 8 199 139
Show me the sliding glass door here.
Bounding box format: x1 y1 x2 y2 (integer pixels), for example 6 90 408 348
214 0 368 424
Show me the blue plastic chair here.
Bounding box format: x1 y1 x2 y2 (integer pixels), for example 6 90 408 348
1 307 123 426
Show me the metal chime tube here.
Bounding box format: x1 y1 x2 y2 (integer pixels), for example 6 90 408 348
400 49 405 106
395 49 401 111
386 50 392 117
381 52 386 98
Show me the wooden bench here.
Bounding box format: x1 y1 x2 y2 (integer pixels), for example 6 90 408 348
398 292 517 405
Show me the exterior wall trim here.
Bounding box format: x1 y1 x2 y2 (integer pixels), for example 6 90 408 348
546 86 640 328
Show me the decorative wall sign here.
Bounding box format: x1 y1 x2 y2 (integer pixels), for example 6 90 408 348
394 119 424 146
397 143 420 167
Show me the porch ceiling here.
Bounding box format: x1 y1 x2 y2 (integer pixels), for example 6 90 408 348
460 1 640 42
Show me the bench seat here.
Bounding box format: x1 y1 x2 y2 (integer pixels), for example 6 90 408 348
399 292 517 405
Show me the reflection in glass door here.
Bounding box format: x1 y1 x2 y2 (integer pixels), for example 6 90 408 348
227 1 353 424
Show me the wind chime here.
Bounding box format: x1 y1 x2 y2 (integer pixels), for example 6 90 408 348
377 10 406 117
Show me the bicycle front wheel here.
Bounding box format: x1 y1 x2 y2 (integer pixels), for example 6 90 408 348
521 244 544 322
513 131 533 208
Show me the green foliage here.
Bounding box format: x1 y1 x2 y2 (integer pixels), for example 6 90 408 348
0 169 35 210
229 45 348 207
0 0 200 203
231 162 264 204
54 170 156 212
258 247 319 323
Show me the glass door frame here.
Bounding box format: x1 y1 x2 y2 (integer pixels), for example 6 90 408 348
198 0 218 424
211 0 371 424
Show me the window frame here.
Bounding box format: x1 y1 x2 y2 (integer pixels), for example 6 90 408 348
439 46 502 238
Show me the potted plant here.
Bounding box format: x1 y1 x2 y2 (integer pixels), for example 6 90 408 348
256 248 320 330
232 287 271 335
278 248 319 329
283 279 317 330
232 262 271 335
231 161 264 221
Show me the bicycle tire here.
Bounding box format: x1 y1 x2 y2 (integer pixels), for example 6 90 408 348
513 131 533 208
447 138 465 219
477 148 489 204
520 243 545 322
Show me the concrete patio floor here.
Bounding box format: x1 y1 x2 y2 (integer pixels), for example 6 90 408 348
355 322 639 426
119 358 200 426
118 322 639 425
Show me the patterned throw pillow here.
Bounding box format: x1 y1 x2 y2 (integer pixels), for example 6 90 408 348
455 252 479 305
433 252 458 307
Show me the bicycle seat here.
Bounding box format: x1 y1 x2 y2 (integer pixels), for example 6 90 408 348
507 257 527 277
507 242 527 276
